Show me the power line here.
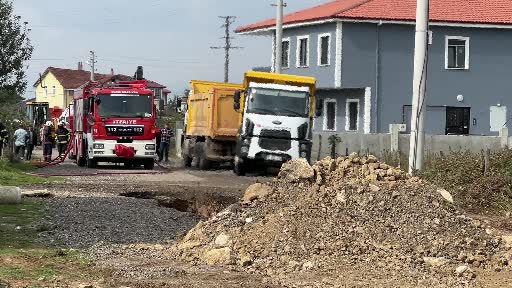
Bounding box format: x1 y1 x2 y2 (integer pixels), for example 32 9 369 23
210 16 243 83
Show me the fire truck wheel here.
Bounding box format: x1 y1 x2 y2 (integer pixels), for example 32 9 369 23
86 157 97 168
77 156 86 167
144 160 155 170
85 149 96 168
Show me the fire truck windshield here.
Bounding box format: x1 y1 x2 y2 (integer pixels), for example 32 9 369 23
97 94 152 118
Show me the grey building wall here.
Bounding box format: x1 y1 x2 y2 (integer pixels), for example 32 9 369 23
313 89 366 133
341 23 512 135
281 23 337 88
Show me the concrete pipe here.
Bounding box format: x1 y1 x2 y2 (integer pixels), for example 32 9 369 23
0 186 22 204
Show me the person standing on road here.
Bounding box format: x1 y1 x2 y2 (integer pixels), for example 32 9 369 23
42 121 55 162
0 123 8 158
25 126 37 161
55 122 70 158
14 124 28 160
159 123 173 162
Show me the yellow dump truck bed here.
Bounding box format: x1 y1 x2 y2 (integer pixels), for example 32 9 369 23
186 80 243 139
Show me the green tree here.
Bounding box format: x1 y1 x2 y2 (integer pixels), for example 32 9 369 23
0 0 33 160
0 0 33 100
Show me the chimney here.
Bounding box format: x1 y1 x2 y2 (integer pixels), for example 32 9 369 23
111 68 114 76
78 62 83 71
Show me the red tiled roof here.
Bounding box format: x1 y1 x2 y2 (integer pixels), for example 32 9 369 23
33 67 104 89
163 88 172 94
236 0 512 33
147 80 166 89
34 67 167 89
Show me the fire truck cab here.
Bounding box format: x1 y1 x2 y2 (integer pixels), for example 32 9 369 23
73 80 157 169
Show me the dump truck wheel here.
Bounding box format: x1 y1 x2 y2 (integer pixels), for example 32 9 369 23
196 142 210 170
234 159 246 176
182 152 192 167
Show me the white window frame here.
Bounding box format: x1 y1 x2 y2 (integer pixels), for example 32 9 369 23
345 99 360 132
296 35 310 68
317 33 331 67
323 98 337 131
44 87 48 97
445 36 470 70
281 37 291 69
52 85 56 96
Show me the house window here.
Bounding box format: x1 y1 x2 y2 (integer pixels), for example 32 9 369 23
281 38 290 68
52 86 56 96
44 87 48 97
445 36 470 70
346 99 360 131
318 33 331 66
296 35 309 67
323 99 337 131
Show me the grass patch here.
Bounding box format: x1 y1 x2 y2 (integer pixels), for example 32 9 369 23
0 200 100 286
420 150 512 215
0 200 46 249
0 266 56 280
0 160 61 186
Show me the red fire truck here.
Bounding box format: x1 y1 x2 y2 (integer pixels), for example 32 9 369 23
72 74 157 169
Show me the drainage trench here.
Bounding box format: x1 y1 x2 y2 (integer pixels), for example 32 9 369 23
119 190 239 218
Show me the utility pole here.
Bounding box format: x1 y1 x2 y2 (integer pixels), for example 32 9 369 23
89 51 97 81
211 16 242 83
408 0 430 175
274 0 285 73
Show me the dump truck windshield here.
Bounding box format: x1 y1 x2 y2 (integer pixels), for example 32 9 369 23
246 88 309 117
97 94 152 118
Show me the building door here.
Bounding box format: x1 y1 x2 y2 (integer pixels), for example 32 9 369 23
445 107 470 135
490 106 507 132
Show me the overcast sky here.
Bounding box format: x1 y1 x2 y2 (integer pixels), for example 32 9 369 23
13 0 327 99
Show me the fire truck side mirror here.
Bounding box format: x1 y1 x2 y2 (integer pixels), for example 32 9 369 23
233 90 241 111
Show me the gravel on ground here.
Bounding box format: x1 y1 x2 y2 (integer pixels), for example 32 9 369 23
38 196 200 249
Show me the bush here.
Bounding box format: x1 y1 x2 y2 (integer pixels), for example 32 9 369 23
420 149 512 214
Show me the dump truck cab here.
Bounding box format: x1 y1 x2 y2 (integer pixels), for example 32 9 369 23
233 71 318 175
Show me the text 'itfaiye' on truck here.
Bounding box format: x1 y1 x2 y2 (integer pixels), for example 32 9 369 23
70 67 158 169
180 71 321 175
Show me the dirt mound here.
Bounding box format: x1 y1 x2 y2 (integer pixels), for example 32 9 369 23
172 154 512 287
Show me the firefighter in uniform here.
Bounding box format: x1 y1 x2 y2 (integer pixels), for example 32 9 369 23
56 122 70 158
43 121 55 162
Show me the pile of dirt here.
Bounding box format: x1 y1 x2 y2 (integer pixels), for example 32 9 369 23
171 154 512 287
